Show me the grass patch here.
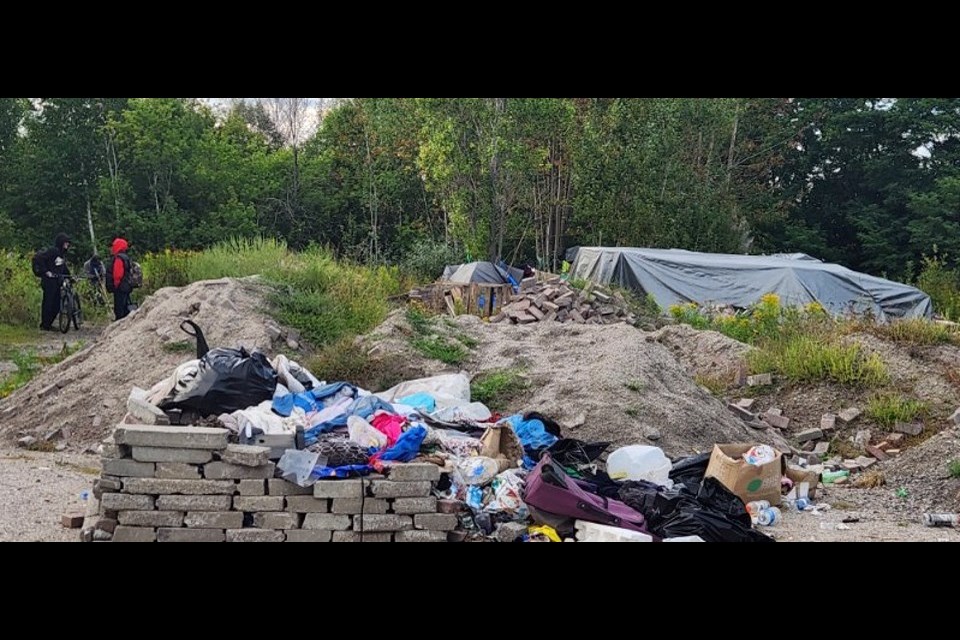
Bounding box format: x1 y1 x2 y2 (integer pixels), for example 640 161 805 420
0 252 43 326
470 368 529 411
624 379 645 393
748 335 889 386
866 318 960 346
0 342 84 399
624 407 640 418
411 336 468 365
306 337 409 392
405 306 435 336
25 440 57 452
947 459 960 478
161 341 195 353
454 332 479 349
695 373 730 396
830 500 856 510
865 393 927 429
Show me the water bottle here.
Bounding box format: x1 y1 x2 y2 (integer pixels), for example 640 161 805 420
922 513 958 528
757 507 781 526
745 500 770 518
821 470 849 484
795 497 811 511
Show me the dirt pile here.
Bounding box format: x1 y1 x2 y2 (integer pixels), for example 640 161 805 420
647 324 751 381
359 309 790 457
0 277 288 449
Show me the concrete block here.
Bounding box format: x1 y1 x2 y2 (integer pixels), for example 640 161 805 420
727 403 757 422
118 511 184 527
795 428 823 443
184 511 244 529
353 514 413 532
126 390 170 425
94 477 122 494
156 495 232 511
233 496 285 512
837 407 862 423
285 530 331 542
391 497 438 515
302 513 351 530
332 531 392 543
285 496 330 513
122 478 236 495
131 447 213 464
313 479 368 499
226 529 285 542
331 498 389 514
886 433 905 446
101 459 155 478
155 463 201 479
101 493 155 511
735 398 756 410
854 429 872 449
894 422 923 436
94 517 117 534
238 479 266 496
746 373 773 386
157 528 225 542
369 480 431 498
495 522 528 542
414 513 458 531
253 512 301 530
813 441 830 456
267 478 313 496
821 413 837 431
221 444 271 467
856 456 878 469
761 412 790 429
204 461 275 480
112 526 156 542
386 463 441 482
114 425 228 450
394 530 447 542
100 440 129 459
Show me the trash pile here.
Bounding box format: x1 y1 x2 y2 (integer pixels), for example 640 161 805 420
490 277 639 326
81 320 826 542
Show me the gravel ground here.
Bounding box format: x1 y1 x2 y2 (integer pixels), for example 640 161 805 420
0 447 99 542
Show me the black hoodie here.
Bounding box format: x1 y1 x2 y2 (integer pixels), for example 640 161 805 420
33 233 72 278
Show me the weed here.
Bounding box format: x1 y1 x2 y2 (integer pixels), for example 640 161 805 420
470 368 529 411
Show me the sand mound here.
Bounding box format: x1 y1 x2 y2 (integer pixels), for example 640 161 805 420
647 324 751 381
0 277 285 448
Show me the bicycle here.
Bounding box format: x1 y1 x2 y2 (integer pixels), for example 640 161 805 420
57 275 83 333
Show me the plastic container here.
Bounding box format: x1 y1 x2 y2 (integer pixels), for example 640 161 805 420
756 507 781 526
821 470 849 484
922 513 958 528
746 500 770 517
795 497 811 511
574 519 653 542
606 445 673 487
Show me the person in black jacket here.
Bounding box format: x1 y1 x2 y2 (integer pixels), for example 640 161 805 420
32 233 72 331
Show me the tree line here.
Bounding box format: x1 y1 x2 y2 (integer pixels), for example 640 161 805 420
1 97 958 281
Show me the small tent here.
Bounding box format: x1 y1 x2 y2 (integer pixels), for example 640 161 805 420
441 261 524 285
569 247 932 320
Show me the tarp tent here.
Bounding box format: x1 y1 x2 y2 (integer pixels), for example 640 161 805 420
569 247 933 320
441 261 524 285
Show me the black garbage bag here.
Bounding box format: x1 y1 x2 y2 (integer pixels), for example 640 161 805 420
545 438 610 467
668 452 711 493
659 502 774 542
160 347 277 416
696 476 754 527
179 320 210 359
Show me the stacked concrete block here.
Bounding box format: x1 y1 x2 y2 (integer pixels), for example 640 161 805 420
82 426 459 542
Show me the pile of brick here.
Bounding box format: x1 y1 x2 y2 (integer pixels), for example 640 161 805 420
491 277 637 326
83 424 460 542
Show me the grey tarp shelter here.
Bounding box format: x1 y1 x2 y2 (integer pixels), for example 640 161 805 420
569 247 933 320
441 261 524 285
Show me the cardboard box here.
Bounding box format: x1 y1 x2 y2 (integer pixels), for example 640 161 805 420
785 465 819 500
705 443 784 506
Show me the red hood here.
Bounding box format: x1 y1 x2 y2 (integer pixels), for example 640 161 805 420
112 238 128 255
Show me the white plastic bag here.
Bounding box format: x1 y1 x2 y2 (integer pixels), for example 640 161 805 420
607 445 673 487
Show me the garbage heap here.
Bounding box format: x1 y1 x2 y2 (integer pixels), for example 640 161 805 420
490 277 639 326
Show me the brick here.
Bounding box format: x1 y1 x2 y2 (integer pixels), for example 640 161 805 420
61 513 84 528
886 449 901 455
354 514 412 532
118 511 184 527
157 528 225 542
123 478 236 495
841 459 862 472
221 444 271 467
495 522 528 542
285 496 330 513
94 517 118 534
156 495 232 511
391 497 438 515
894 422 923 436
126 392 170 425
112 526 156 542
868 446 890 460
204 461 275 480
285 530 331 542
184 511 244 529
233 496 284 512
313 479 369 498
332 531 391 543
837 407 862 423
101 459 155 478
821 413 837 431
113 425 228 450
795 428 823 443
414 513 458 531
813 441 830 456
437 499 465 514
727 403 756 422
267 478 313 496
303 513 352 530
370 480 431 498
746 373 773 386
766 407 783 416
761 412 790 429
735 398 756 410
885 433 905 446
131 447 213 464
386 463 441 482
394 530 447 542
155 463 201 479
226 528 285 542
253 512 301 529
856 456 877 469
101 493 155 511
237 479 266 496
331 498 389 514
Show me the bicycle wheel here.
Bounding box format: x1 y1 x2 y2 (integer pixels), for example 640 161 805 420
58 289 71 333
72 291 83 330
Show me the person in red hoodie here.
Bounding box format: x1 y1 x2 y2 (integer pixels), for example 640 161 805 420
107 237 134 321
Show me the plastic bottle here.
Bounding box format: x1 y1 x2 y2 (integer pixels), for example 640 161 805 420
757 507 781 526
922 513 958 528
821 470 849 484
795 497 811 511
746 500 771 518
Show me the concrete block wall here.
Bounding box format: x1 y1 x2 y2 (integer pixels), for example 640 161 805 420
83 424 461 542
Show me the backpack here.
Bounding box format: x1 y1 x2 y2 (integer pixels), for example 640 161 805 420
32 249 47 278
130 261 143 288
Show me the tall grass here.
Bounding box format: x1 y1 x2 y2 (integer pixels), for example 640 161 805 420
915 254 960 321
865 393 927 429
0 252 43 327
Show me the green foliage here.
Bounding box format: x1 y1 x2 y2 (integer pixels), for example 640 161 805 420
0 253 43 326
0 342 84 399
865 393 927 429
405 306 435 335
161 341 194 353
141 249 195 292
398 237 464 283
866 318 960 346
306 337 408 392
470 368 529 411
694 373 730 396
915 253 960 321
410 336 468 365
948 459 960 479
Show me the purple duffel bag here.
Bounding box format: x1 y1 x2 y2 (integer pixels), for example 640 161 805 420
522 453 654 536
